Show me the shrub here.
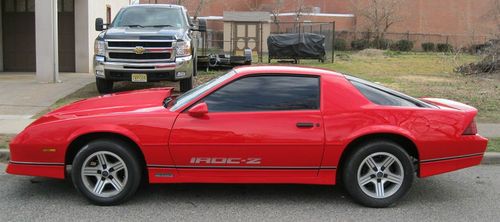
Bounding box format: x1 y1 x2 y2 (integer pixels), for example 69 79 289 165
391 40 414 51
334 39 347 51
421 42 435 52
351 39 370 50
437 43 453 52
370 38 391 50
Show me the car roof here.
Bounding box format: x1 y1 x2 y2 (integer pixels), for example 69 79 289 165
123 4 185 9
233 65 345 77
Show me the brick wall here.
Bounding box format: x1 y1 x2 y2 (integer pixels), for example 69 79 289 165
140 0 498 47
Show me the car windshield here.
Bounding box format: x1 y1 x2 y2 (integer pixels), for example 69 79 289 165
112 7 186 28
169 70 238 111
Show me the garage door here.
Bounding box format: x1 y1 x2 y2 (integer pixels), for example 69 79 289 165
2 0 75 72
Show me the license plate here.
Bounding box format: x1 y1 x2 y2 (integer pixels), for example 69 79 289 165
131 73 147 82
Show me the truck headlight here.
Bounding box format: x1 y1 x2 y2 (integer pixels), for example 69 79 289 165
175 41 191 57
94 40 106 56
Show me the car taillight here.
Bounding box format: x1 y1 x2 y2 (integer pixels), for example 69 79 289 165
462 119 477 135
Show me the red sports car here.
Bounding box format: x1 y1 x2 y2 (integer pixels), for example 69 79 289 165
6 66 488 207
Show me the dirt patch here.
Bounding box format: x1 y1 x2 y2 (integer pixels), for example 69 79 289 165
356 49 386 57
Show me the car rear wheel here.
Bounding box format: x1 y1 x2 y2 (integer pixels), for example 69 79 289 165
342 140 414 208
71 139 141 206
96 78 113 94
180 76 193 93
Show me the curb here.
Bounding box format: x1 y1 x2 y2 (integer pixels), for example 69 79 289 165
481 152 500 165
0 150 499 165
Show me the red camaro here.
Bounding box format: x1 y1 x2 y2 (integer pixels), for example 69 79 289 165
6 66 487 207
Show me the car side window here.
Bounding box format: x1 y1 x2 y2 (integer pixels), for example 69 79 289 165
201 75 320 112
350 80 418 107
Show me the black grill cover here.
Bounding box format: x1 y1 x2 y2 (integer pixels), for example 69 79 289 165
267 33 326 59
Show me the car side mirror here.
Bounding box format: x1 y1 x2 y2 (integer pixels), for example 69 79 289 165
95 18 106 31
188 102 208 117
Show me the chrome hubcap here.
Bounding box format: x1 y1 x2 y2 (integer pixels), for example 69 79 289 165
357 152 404 199
81 151 128 198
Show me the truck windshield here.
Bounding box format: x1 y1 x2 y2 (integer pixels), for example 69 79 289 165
112 7 186 28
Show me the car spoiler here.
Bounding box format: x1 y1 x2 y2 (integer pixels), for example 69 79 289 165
420 98 477 112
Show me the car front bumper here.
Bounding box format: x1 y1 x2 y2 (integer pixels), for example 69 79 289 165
93 55 194 82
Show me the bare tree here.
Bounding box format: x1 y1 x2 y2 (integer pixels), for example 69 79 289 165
352 0 406 41
245 0 263 11
293 0 312 22
193 0 206 19
456 0 500 74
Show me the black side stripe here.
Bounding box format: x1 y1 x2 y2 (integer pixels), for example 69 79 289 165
148 165 337 170
9 161 65 166
420 153 483 163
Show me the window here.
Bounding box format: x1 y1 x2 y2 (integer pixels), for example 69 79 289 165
350 80 419 107
201 75 320 112
170 70 238 111
112 7 187 28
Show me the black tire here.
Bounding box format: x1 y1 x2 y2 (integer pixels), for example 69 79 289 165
193 53 198 76
179 76 193 93
341 140 414 208
96 78 113 94
71 139 142 206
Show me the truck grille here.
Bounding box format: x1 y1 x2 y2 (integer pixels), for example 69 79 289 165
108 52 171 60
107 41 172 48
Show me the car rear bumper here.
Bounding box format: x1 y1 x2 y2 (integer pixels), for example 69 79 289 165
93 55 194 81
419 135 488 177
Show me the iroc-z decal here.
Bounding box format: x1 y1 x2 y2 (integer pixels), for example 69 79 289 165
190 157 262 165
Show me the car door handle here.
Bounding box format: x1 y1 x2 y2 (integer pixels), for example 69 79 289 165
296 122 314 128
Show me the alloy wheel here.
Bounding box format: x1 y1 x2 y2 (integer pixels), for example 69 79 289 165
357 152 404 199
81 151 128 198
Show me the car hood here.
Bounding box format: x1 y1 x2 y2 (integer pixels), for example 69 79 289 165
104 27 185 40
30 87 174 126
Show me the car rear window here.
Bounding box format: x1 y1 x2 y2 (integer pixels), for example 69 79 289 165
201 75 320 112
350 80 419 107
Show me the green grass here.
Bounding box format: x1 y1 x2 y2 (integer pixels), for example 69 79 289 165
0 134 15 150
296 52 499 122
36 51 500 122
487 138 500 152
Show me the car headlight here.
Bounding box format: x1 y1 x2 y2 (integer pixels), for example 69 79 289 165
94 40 106 56
175 41 191 57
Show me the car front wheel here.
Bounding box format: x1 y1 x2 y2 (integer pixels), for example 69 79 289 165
71 139 141 206
342 140 414 208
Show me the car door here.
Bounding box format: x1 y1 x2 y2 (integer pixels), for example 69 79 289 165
169 75 325 178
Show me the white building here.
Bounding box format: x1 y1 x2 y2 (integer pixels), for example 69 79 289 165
0 0 130 82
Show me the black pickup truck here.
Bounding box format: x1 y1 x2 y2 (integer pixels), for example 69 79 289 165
93 4 206 93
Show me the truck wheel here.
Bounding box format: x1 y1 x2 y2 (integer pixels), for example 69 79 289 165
341 140 414 208
71 139 142 206
180 77 193 93
193 53 198 76
96 78 113 94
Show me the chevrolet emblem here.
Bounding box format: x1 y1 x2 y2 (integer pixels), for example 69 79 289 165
134 46 145 54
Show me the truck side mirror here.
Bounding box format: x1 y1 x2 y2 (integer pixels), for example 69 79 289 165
198 19 207 32
95 18 106 31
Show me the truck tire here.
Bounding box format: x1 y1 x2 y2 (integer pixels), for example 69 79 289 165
180 77 193 93
96 78 113 94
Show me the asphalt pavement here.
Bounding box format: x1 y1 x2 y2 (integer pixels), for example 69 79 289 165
0 164 499 221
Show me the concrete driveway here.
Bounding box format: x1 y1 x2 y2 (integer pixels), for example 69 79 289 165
0 72 93 133
0 164 499 221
